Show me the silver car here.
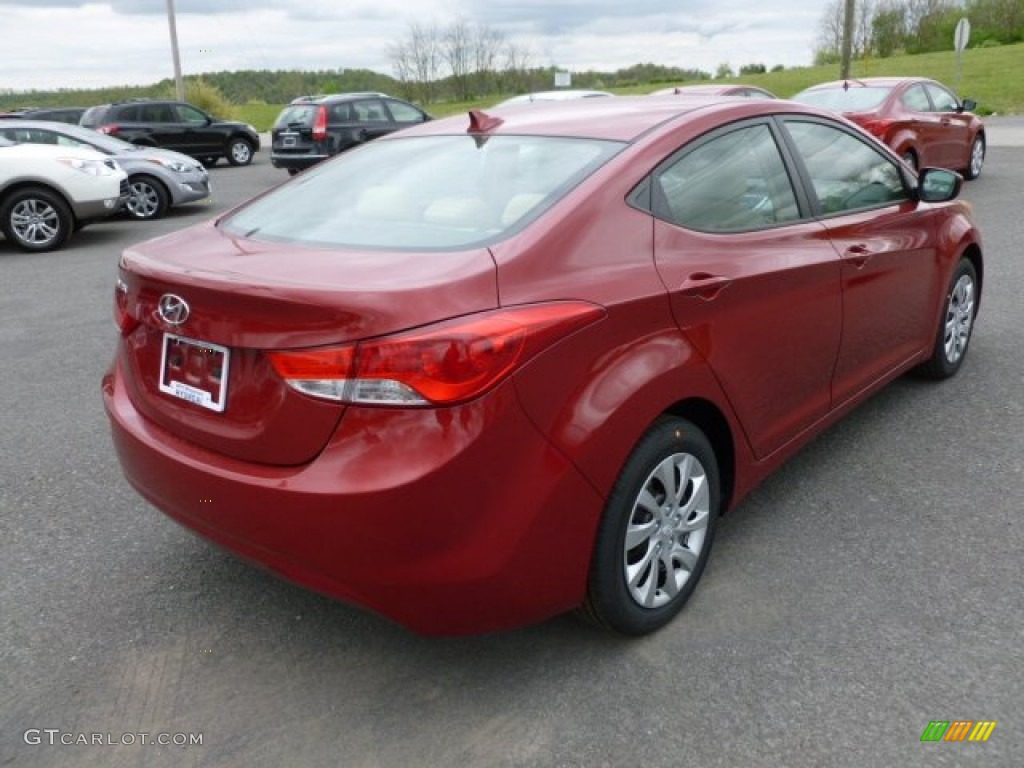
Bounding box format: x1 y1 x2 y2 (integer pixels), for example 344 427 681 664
0 119 210 220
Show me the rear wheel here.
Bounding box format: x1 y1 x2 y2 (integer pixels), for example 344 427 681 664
1 186 73 252
964 134 985 180
125 175 170 220
579 416 719 635
918 258 978 379
226 138 254 166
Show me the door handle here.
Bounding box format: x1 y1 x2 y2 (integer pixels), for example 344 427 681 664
845 244 873 269
678 272 732 300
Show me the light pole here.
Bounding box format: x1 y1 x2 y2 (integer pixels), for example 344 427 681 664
166 0 185 101
840 0 855 79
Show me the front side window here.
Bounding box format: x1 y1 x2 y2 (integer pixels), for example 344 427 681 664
221 134 623 249
177 105 208 124
902 84 931 112
386 100 425 123
653 123 800 232
784 119 909 214
924 83 959 113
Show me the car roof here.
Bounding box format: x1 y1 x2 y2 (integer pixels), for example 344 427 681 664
802 77 932 91
290 93 390 104
391 95 814 144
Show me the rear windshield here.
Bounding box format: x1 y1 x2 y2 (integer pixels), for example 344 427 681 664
792 86 892 112
274 104 318 128
221 134 624 250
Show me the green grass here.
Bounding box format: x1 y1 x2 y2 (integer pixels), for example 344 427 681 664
235 43 1024 130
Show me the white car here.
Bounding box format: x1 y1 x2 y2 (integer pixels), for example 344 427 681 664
0 136 127 252
494 90 614 107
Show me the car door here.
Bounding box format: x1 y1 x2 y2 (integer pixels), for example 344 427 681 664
173 104 219 156
138 102 184 152
781 117 942 405
351 98 394 142
900 83 942 167
648 120 842 459
924 82 972 170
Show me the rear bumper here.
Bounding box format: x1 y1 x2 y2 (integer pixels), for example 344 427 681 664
270 152 328 171
102 357 604 635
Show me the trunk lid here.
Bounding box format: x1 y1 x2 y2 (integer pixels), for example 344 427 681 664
116 221 498 465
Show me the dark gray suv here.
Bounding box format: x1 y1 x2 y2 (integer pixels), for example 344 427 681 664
270 93 430 175
80 100 260 167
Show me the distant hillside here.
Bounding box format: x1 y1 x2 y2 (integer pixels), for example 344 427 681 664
2 42 1021 121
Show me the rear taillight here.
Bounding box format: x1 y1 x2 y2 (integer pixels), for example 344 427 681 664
114 277 139 335
312 106 327 142
97 124 120 136
266 303 604 406
857 118 895 140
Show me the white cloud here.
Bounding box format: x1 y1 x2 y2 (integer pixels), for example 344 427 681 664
0 1 823 92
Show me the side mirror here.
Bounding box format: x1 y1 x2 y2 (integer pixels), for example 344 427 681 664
917 168 963 202
960 98 977 113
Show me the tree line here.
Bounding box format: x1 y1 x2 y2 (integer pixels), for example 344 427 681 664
816 0 1023 63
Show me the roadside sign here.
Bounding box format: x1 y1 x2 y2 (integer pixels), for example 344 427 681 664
955 18 970 53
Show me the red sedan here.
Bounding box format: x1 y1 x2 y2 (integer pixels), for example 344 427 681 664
792 76 986 179
650 84 777 98
103 97 983 636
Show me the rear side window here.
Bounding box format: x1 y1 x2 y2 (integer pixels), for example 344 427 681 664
221 135 624 249
784 119 909 214
117 106 140 122
352 100 388 122
653 124 801 232
139 104 176 122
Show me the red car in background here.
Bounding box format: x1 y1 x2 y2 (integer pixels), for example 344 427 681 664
650 83 777 98
792 76 986 179
103 97 983 636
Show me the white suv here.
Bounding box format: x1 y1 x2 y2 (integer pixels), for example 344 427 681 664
0 136 127 252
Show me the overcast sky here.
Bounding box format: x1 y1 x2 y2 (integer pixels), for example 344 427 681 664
0 1 824 93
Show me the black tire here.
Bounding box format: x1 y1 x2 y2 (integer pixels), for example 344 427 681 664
125 174 170 220
0 186 73 252
917 258 978 379
963 134 985 180
202 157 218 168
226 138 254 166
287 168 300 177
579 416 720 635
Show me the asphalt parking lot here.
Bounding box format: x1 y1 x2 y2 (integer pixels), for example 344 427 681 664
2 119 1022 767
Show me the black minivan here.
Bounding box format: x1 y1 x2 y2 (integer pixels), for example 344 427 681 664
270 93 431 175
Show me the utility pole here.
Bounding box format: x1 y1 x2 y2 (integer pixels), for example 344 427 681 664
166 0 185 101
840 0 855 79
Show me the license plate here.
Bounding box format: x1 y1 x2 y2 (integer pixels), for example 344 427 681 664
159 333 230 412
283 135 297 147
